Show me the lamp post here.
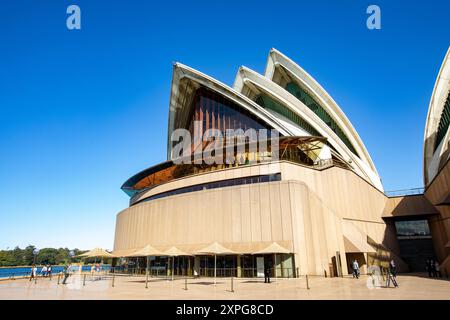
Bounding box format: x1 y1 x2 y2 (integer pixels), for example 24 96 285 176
32 248 39 265
69 250 75 273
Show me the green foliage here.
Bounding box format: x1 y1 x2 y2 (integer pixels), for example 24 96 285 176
0 246 88 266
23 245 36 265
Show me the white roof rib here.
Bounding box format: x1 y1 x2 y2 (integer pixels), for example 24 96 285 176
234 65 383 191
265 48 378 176
423 47 450 186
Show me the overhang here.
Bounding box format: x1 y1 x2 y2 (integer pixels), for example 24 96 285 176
342 219 376 253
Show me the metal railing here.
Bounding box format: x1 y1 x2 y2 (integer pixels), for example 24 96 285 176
385 187 424 197
198 267 296 278
108 266 297 278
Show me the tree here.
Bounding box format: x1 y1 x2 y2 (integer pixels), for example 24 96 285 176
11 246 25 265
36 248 58 265
23 245 36 265
55 248 71 265
70 248 86 263
0 250 15 266
0 246 100 266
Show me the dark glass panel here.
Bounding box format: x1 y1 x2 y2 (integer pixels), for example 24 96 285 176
134 173 281 206
285 82 359 156
395 220 431 238
435 92 450 151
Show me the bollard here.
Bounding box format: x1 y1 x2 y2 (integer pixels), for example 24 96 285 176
145 271 149 289
184 277 188 291
112 273 115 288
230 277 234 293
83 274 86 286
306 274 310 290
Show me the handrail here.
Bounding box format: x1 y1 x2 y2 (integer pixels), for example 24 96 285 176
385 187 424 197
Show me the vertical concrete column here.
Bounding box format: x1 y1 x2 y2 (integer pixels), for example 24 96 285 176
167 257 171 276
274 254 278 277
237 255 242 278
194 256 200 276
363 252 368 275
187 258 191 276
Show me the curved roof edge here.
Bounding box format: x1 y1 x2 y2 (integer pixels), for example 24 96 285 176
424 47 450 186
234 65 383 191
121 160 174 193
265 48 378 175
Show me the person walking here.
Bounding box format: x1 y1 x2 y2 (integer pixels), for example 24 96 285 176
386 259 398 288
29 265 37 281
90 264 95 279
352 260 360 279
435 261 442 278
426 259 432 277
47 265 52 279
62 264 71 285
264 264 271 283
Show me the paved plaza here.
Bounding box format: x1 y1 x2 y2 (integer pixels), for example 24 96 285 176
0 273 449 300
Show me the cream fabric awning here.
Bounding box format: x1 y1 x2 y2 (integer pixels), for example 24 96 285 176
194 242 236 255
76 248 115 258
342 220 376 253
127 244 165 257
112 248 140 257
114 241 294 256
253 242 291 254
163 246 193 256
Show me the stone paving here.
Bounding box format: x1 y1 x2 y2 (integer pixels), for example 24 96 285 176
0 273 449 300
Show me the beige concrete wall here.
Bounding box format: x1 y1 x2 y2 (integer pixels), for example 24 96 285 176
382 195 439 218
115 162 408 275
424 159 450 272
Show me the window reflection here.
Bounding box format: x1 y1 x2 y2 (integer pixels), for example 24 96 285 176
395 220 431 239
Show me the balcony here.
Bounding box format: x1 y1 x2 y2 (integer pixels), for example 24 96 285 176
385 188 425 197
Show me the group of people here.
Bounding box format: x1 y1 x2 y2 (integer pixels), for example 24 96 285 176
352 259 398 288
29 264 52 281
40 265 53 277
425 259 442 278
90 263 102 275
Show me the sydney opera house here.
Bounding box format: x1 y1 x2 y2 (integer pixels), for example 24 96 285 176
113 48 450 277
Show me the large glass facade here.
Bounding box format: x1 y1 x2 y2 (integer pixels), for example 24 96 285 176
395 220 431 239
185 87 274 144
435 92 450 151
255 94 322 137
285 82 359 156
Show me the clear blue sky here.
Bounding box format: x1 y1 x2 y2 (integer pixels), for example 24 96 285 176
0 0 449 250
